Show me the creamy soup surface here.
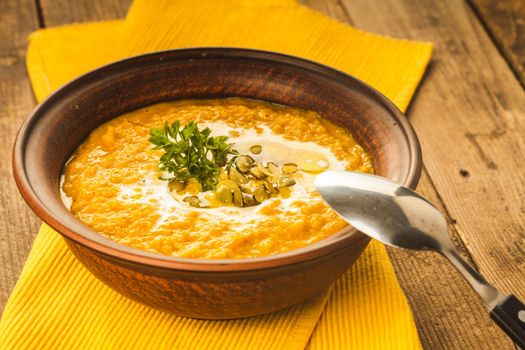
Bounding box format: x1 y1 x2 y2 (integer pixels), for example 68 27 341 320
61 99 373 259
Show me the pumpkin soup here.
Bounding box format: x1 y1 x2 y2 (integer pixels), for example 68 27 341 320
61 99 373 259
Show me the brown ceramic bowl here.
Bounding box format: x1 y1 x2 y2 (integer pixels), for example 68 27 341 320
13 48 421 319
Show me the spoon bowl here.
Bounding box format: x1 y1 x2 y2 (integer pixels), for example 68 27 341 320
314 171 447 251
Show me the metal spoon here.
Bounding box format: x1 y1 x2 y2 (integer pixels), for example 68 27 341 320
315 171 525 348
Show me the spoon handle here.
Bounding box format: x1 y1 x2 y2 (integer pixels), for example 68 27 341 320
443 248 525 347
490 294 525 348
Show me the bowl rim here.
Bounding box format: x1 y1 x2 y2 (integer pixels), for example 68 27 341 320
13 47 422 272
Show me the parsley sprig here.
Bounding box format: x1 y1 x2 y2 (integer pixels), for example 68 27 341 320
149 121 238 191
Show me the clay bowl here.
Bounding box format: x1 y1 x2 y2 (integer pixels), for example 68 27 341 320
13 48 421 319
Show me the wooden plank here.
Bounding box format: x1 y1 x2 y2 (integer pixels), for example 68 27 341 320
468 0 525 88
335 0 525 348
38 0 130 26
0 1 42 314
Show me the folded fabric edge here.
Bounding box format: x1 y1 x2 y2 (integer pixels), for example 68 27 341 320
293 3 433 112
26 16 432 112
26 20 124 102
26 32 52 102
297 2 433 48
283 285 335 349
393 45 433 112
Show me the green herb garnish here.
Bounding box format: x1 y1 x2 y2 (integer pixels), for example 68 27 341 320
149 121 238 191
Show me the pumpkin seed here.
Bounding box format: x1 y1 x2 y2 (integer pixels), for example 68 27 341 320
219 180 240 191
232 188 244 207
250 145 262 155
257 162 274 177
278 176 296 187
236 155 255 173
249 166 266 179
183 196 198 203
215 184 233 204
229 166 248 184
242 193 256 206
267 162 282 176
282 163 298 174
264 180 276 193
254 186 270 203
183 196 202 208
240 184 254 194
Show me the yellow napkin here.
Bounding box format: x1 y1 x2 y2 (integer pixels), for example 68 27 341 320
0 1 432 349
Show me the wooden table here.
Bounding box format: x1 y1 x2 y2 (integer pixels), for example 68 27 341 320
1 0 524 348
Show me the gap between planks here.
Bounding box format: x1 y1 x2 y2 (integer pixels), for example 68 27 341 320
466 0 525 90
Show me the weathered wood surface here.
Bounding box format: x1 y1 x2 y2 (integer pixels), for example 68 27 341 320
0 0 42 315
335 0 525 348
1 0 524 349
468 0 525 88
39 0 129 26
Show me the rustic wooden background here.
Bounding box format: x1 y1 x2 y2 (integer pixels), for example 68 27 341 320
1 0 524 348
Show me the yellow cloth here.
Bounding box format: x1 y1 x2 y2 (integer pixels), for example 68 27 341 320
0 1 432 349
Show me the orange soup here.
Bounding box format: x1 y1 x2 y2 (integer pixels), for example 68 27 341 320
61 99 373 259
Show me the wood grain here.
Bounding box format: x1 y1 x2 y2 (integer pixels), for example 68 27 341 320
0 0 42 315
39 0 130 26
468 0 525 88
340 0 525 294
337 0 525 348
